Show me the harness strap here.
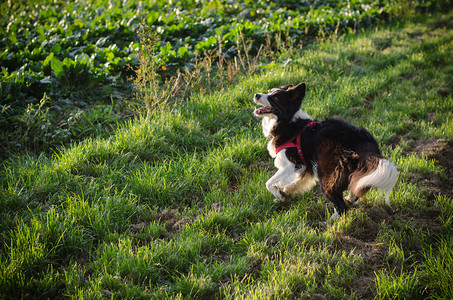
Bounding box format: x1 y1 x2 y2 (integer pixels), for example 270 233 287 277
275 121 319 164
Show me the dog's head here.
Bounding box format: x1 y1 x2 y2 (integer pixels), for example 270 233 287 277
253 83 306 121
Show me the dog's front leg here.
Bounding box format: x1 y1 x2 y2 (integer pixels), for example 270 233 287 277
266 169 290 202
266 152 302 203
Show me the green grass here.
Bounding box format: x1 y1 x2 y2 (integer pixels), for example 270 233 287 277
1 10 453 299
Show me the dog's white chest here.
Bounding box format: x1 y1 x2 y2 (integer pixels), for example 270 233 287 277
261 116 278 158
261 116 277 138
267 138 277 158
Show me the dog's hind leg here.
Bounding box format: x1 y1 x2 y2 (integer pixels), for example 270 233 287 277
324 191 348 222
318 162 349 221
287 171 317 195
347 191 360 206
332 195 348 215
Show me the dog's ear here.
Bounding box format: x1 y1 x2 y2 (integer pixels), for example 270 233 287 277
291 82 306 102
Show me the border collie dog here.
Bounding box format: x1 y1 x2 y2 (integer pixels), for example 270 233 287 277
254 83 398 220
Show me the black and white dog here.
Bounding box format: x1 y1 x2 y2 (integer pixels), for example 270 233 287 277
254 83 398 220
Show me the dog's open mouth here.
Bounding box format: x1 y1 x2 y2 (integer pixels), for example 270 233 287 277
254 98 274 115
254 106 274 115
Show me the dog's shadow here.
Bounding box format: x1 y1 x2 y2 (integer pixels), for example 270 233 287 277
271 192 397 230
271 191 330 223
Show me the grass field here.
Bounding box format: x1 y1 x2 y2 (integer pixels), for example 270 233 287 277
1 7 453 300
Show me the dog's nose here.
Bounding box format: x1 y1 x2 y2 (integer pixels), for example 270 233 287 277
255 94 261 100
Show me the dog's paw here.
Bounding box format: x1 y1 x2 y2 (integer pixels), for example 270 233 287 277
273 197 287 204
351 199 360 207
321 210 341 226
273 189 290 204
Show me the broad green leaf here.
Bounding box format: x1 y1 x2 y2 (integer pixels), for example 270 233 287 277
51 44 62 53
51 56 65 80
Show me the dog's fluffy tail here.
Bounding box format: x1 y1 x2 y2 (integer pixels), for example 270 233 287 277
350 157 398 206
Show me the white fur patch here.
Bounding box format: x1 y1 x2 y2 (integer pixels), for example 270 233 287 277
292 109 311 122
267 138 277 158
254 93 272 107
261 115 277 139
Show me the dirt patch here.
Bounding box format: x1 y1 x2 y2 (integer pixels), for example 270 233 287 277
333 234 387 299
387 133 404 150
346 212 383 242
409 138 452 162
131 208 190 239
326 207 390 298
438 87 452 97
406 138 453 199
333 235 387 266
365 205 443 238
372 37 392 50
154 208 190 232
246 161 273 173
330 203 444 299
363 93 376 111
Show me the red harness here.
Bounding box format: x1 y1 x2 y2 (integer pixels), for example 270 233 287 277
275 121 319 164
